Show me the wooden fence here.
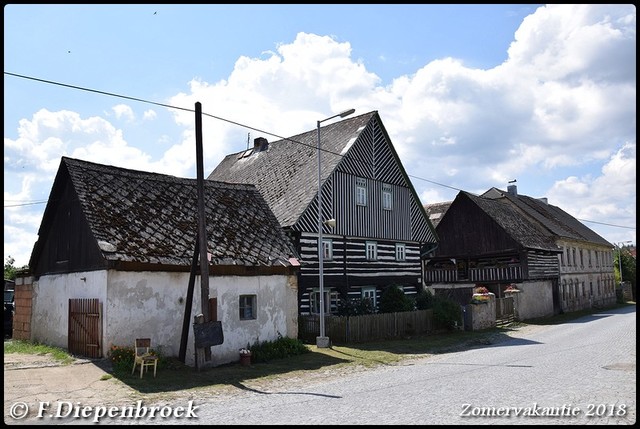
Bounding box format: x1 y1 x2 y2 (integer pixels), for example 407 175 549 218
495 296 515 326
299 309 435 344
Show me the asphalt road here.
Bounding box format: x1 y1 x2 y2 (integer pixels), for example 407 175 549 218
156 305 636 425
5 305 635 425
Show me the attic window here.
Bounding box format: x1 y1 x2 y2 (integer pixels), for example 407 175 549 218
382 183 393 210
356 177 367 206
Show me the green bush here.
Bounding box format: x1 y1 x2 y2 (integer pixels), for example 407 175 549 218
249 333 310 363
377 284 415 313
108 345 136 372
415 288 435 310
432 296 462 330
337 297 376 316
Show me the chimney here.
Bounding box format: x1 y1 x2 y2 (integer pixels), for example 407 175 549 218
253 137 268 152
507 184 517 196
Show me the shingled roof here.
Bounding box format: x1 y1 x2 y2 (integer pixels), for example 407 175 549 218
208 111 377 228
31 157 300 268
482 187 612 247
423 201 452 228
463 192 560 251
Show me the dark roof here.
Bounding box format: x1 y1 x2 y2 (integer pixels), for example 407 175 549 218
463 192 560 251
34 157 299 268
208 111 377 228
482 187 612 247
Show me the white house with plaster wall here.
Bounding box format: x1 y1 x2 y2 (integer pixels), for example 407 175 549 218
19 157 301 367
26 270 298 367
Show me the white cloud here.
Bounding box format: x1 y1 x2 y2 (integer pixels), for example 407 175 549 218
3 5 636 266
112 104 135 122
143 109 157 121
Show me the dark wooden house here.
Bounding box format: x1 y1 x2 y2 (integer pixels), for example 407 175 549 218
209 110 438 315
424 185 616 319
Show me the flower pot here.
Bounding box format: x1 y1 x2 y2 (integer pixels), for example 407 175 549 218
240 353 252 367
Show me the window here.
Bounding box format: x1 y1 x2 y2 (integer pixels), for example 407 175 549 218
310 289 332 314
395 243 406 261
366 241 377 261
362 287 377 308
356 177 367 206
322 239 333 261
382 183 393 210
239 295 256 320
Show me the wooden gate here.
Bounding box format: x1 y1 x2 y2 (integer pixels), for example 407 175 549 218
495 296 515 326
68 298 102 358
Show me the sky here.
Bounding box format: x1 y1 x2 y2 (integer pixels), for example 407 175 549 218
4 4 637 268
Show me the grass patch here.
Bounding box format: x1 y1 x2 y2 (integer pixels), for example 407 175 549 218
4 339 75 365
107 328 517 396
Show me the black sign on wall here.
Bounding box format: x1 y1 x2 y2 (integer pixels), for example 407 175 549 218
193 320 224 348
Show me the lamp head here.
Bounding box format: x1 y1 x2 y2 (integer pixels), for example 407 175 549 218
339 108 355 118
324 218 337 228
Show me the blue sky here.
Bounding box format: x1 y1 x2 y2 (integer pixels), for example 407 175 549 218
4 4 637 267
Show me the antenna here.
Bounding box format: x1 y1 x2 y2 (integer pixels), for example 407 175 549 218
247 133 250 150
508 179 517 184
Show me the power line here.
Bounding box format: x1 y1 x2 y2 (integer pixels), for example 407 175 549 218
3 71 635 231
577 219 635 230
4 200 48 208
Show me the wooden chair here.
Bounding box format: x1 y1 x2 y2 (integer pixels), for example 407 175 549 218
131 338 158 378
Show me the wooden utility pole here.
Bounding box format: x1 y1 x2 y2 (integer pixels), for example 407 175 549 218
195 102 212 362
178 234 199 363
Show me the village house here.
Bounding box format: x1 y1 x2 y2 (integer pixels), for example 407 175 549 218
423 184 616 321
16 157 300 367
208 110 438 317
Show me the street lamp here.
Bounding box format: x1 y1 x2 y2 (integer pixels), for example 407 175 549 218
617 241 632 288
317 108 355 348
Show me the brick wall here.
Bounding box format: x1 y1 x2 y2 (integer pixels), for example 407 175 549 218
13 276 33 340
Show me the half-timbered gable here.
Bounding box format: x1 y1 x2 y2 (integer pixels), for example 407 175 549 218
209 111 437 315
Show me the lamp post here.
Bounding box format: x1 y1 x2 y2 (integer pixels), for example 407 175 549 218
617 241 632 288
317 108 355 348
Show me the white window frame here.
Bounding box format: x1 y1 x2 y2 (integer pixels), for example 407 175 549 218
366 241 377 261
382 183 393 210
239 294 257 320
362 287 377 308
395 243 406 261
322 238 333 261
356 177 367 206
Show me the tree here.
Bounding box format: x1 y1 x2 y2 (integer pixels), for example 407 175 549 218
616 247 637 301
415 288 435 310
377 284 415 313
4 256 17 281
4 256 27 281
